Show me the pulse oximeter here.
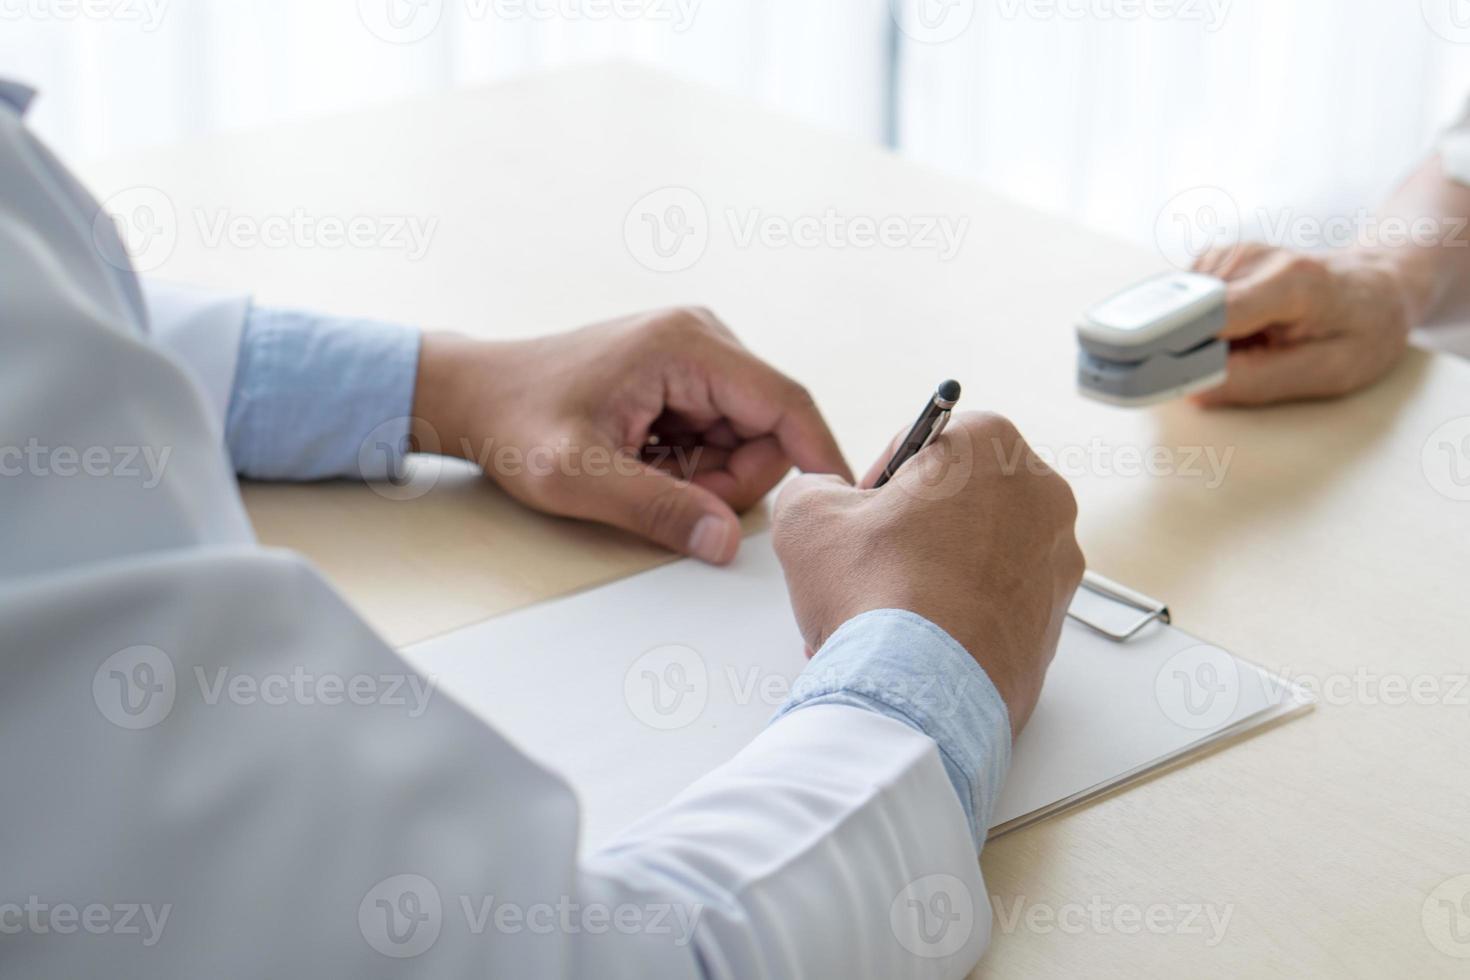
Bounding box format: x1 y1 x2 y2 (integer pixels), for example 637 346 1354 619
1076 272 1228 407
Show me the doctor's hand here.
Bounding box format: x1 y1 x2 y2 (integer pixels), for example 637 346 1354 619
1191 243 1416 406
772 412 1085 736
411 307 852 564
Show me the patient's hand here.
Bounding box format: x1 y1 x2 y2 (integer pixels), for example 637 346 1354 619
1192 243 1416 406
772 413 1084 736
411 307 851 564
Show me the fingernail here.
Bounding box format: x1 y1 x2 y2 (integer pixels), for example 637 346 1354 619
688 515 732 564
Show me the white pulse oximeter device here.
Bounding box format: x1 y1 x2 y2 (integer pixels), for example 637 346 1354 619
1076 272 1228 407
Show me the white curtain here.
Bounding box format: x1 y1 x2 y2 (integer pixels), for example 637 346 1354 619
896 0 1470 255
3 0 1468 252
1 0 891 156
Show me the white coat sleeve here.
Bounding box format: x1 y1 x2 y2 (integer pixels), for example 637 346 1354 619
0 87 999 980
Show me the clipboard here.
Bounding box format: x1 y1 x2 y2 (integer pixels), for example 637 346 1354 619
987 571 1315 838
403 535 1316 848
1068 571 1173 641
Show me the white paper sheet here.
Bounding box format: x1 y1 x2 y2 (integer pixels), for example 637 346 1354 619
403 533 1311 848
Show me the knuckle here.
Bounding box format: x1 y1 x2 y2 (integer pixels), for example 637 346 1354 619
957 411 1028 476
1320 345 1371 398
685 305 717 325
519 468 570 510
968 410 1022 443
687 306 742 344
645 308 705 344
949 410 1019 452
784 380 816 412
1052 472 1080 522
1234 241 1271 263
1281 252 1328 285
1064 540 1087 586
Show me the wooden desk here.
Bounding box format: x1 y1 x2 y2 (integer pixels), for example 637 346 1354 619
82 65 1470 978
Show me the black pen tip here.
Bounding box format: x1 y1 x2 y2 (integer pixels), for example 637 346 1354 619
937 379 962 402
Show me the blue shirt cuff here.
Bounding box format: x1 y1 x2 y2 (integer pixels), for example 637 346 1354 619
225 306 421 481
772 609 1012 850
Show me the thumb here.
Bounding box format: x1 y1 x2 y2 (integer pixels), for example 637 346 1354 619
577 463 742 564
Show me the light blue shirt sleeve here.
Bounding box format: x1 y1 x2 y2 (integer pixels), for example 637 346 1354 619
772 609 1013 851
224 306 422 481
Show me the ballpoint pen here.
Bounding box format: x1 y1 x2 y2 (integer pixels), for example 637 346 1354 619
872 380 962 488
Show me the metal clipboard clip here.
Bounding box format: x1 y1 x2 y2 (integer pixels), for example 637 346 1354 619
1066 570 1171 642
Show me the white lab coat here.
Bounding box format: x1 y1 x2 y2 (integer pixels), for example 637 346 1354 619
0 85 991 978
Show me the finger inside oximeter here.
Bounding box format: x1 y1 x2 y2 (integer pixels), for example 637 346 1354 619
1077 340 1227 407
1076 272 1228 407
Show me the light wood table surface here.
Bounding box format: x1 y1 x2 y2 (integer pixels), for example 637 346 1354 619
81 65 1470 978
